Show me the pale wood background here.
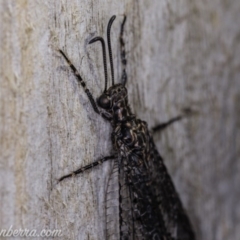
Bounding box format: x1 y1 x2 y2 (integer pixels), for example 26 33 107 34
0 0 239 239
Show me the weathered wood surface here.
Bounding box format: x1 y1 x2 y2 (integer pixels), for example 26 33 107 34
0 0 239 239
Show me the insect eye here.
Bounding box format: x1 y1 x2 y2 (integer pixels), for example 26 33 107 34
97 94 111 109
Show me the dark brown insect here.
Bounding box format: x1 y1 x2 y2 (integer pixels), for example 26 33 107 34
58 15 195 240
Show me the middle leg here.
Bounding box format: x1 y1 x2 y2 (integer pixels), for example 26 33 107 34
152 116 182 133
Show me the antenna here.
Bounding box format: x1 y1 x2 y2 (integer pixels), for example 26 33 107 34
107 15 116 86
89 37 108 92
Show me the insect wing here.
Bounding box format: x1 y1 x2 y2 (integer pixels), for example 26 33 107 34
147 138 195 240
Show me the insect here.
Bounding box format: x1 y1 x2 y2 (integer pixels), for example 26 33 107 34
59 15 195 240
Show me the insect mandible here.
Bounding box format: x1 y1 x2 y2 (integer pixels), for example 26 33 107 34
58 15 195 240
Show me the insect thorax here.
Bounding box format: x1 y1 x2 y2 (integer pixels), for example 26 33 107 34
114 118 151 160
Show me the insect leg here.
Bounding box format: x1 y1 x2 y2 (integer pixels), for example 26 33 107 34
120 16 127 85
152 115 182 133
59 50 100 114
58 155 116 182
